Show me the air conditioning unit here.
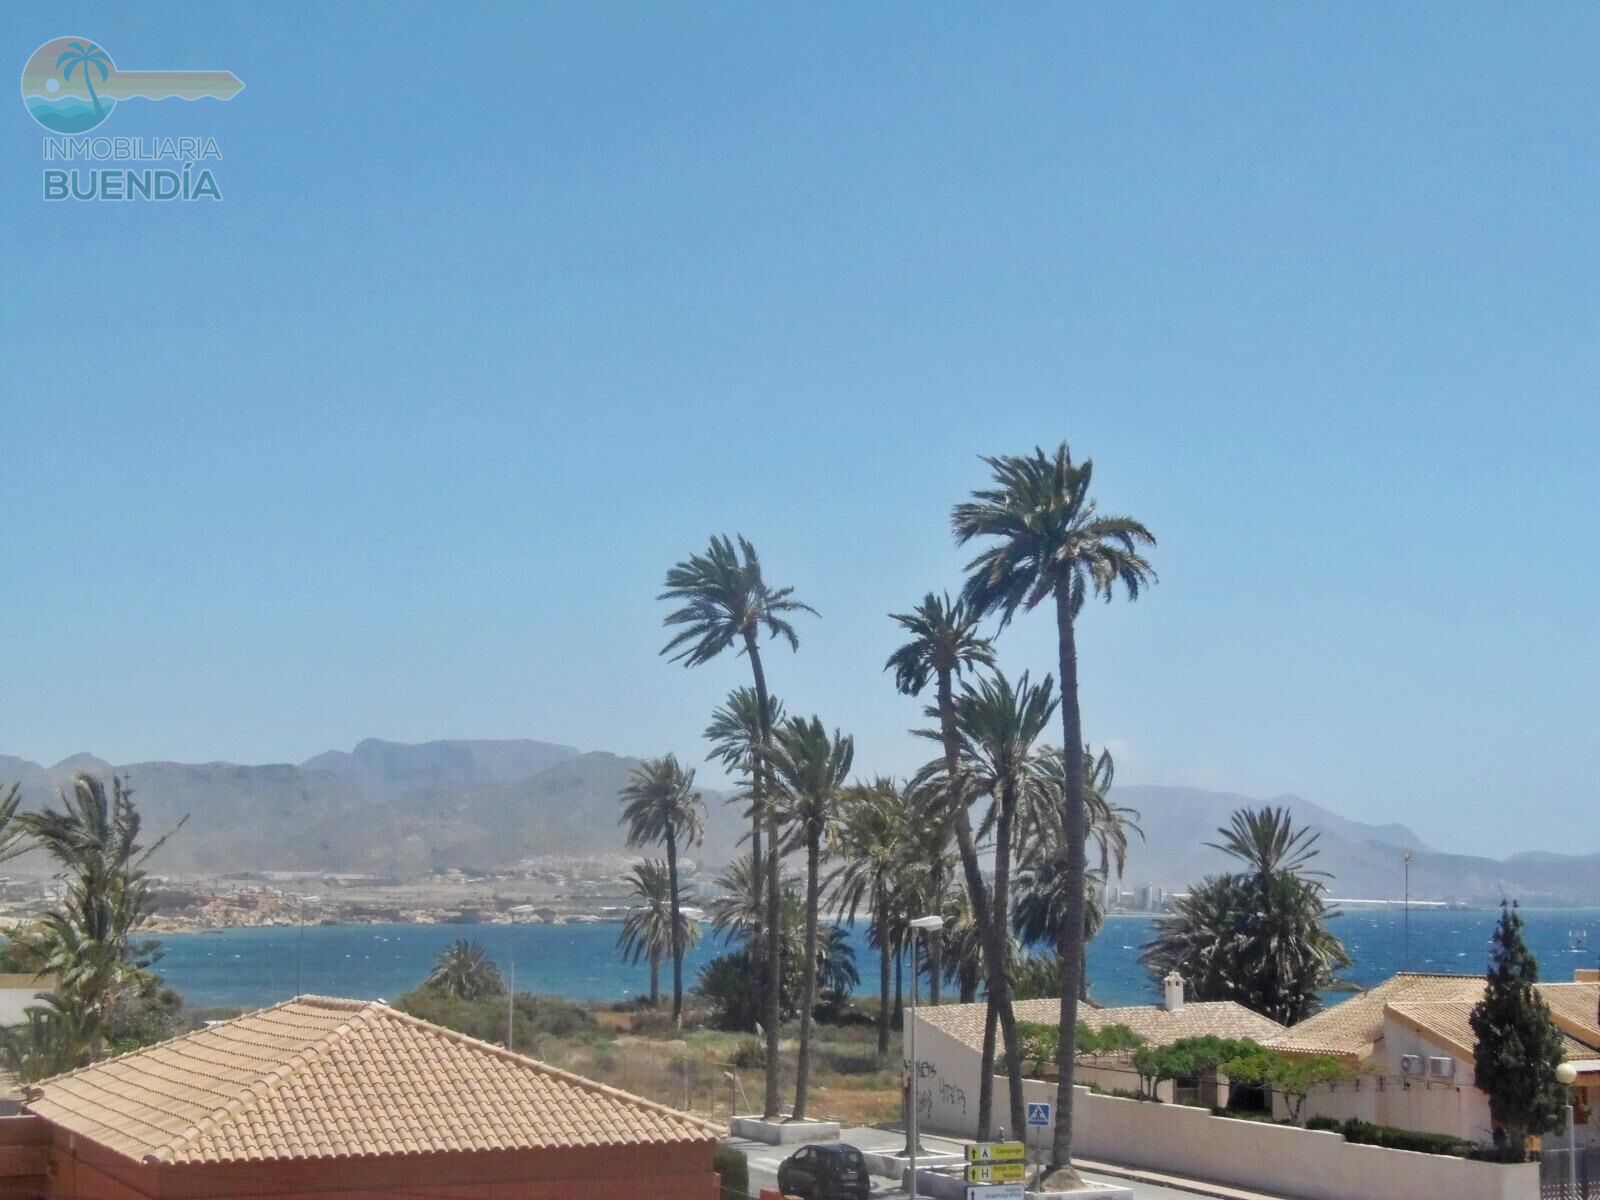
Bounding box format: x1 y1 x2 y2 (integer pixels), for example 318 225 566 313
1429 1057 1457 1080
1399 1054 1424 1076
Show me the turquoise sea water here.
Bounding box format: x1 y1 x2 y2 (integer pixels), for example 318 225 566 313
151 906 1597 1012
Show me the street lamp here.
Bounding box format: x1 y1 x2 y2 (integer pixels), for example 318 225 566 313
1556 1062 1579 1199
296 895 322 995
506 905 535 1049
905 914 944 1197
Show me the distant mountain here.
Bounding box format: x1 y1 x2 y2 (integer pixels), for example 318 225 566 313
1 745 1593 903
0 739 740 878
1109 785 1600 906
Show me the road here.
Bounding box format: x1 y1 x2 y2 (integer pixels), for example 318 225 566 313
732 1128 1286 1200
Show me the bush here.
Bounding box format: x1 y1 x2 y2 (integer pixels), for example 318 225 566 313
394 987 596 1052
728 1037 766 1070
1306 1115 1342 1133
714 1145 749 1198
1338 1118 1474 1158
815 1043 886 1076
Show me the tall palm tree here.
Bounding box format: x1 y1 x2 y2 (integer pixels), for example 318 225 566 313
618 860 701 1007
941 888 985 1004
619 754 707 1026
709 855 764 944
772 715 854 1121
886 593 1017 1134
705 686 785 931
955 442 1155 1184
954 668 1057 1140
425 939 505 1000
56 42 112 120
830 778 909 1054
902 773 958 1004
662 534 814 1116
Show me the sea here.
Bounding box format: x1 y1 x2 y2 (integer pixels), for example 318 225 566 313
151 906 1598 1012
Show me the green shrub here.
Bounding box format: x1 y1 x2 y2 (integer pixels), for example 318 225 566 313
1306 1115 1343 1133
728 1037 766 1070
714 1145 750 1198
1338 1118 1474 1158
816 1043 886 1075
394 987 596 1053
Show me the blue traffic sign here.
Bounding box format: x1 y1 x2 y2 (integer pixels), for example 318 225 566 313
1026 1102 1051 1126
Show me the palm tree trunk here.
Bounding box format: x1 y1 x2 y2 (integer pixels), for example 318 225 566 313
927 859 945 1006
650 950 661 1007
893 938 903 1027
744 633 784 1121
937 668 1018 1139
1045 586 1089 1183
667 826 684 1027
792 835 821 1120
993 777 1026 1139
876 899 891 1056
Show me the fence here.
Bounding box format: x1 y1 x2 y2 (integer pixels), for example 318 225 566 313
1541 1143 1600 1199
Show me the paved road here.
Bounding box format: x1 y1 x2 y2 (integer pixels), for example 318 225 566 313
732 1129 1281 1200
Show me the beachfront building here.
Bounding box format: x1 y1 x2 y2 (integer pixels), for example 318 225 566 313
910 979 1287 1134
0 995 723 1199
1269 968 1600 1146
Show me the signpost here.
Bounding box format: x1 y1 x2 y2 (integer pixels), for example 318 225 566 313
1025 1102 1052 1189
965 1141 1024 1164
966 1162 1027 1183
965 1185 1025 1200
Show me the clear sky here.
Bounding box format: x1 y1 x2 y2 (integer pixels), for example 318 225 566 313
3 4 1596 858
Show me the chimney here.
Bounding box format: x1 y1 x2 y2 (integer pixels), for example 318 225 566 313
1163 971 1185 1013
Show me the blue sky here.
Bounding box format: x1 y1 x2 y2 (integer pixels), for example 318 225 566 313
2 4 1595 858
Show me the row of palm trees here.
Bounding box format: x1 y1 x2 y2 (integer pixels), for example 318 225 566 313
619 442 1154 1184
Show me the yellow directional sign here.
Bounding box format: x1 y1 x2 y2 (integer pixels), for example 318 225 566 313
964 1141 1024 1164
966 1162 1027 1183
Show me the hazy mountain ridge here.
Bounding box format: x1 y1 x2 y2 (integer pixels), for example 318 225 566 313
0 744 1592 903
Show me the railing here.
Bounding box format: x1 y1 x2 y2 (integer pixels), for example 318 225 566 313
1541 1144 1600 1199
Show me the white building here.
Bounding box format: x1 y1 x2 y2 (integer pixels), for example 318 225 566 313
1270 968 1600 1146
909 975 1287 1136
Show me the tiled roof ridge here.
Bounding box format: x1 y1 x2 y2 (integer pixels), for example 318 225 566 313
368 1000 723 1139
145 996 382 1164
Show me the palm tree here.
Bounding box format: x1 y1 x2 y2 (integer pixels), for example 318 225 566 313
24 774 181 1062
709 855 764 944
886 593 1018 1134
705 686 785 939
941 889 985 1004
56 42 112 119
618 860 700 1007
772 715 854 1120
619 754 707 1025
955 442 1155 1185
954 668 1056 1140
426 938 505 1000
816 924 860 1006
830 778 909 1054
661 534 814 1118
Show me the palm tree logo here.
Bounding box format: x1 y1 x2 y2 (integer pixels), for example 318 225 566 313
20 36 118 134
58 42 112 122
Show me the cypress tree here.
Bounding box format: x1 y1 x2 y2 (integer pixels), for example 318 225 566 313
1468 902 1567 1159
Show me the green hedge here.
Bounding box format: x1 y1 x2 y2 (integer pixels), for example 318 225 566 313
714 1145 749 1197
1337 1118 1475 1158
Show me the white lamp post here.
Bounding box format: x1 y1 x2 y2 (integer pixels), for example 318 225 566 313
506 905 535 1049
905 914 944 1196
1556 1061 1579 1199
297 895 322 995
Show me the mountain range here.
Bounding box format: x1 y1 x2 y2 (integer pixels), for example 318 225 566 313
1 741 1595 904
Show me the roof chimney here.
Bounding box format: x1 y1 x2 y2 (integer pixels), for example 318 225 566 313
1163 971 1185 1013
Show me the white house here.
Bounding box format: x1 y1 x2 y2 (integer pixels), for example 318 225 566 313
1269 968 1600 1146
909 976 1287 1137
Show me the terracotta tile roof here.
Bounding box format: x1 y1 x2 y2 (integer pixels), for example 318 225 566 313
920 998 1285 1054
1387 998 1600 1064
24 996 720 1166
1267 974 1483 1059
1270 974 1600 1064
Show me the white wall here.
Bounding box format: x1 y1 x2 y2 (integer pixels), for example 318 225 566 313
908 1012 1538 1200
0 985 49 1027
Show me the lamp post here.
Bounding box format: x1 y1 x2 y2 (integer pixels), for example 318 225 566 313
297 895 322 995
1557 1062 1579 1199
904 914 944 1196
506 905 535 1049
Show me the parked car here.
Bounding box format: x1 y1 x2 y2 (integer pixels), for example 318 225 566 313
775 1143 872 1200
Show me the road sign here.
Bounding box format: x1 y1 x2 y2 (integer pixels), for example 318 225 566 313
966 1162 1027 1184
966 1185 1024 1200
1026 1101 1052 1126
965 1141 1024 1164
